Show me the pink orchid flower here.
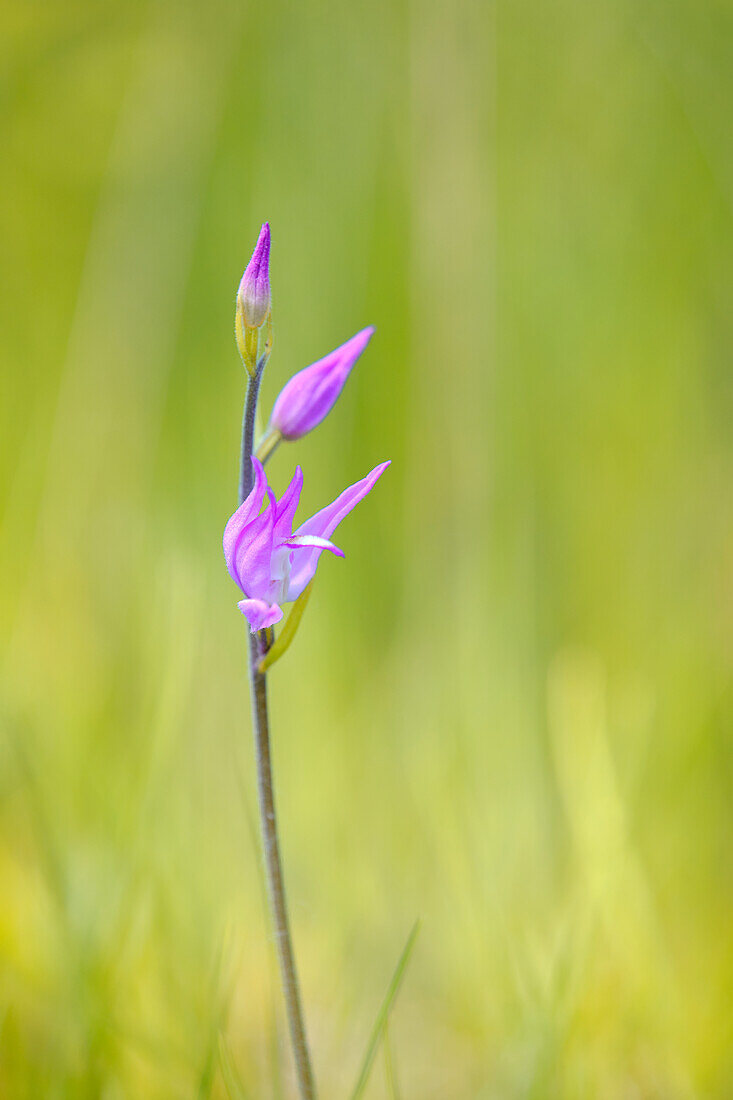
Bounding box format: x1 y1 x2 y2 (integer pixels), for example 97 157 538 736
224 457 390 632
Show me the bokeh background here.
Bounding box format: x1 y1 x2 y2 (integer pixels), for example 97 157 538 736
1 1 731 1096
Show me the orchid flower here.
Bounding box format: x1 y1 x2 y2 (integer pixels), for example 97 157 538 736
268 326 374 441
224 456 390 632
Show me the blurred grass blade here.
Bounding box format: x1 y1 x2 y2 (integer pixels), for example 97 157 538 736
197 1042 217 1100
350 920 420 1100
198 931 240 1099
259 581 314 673
218 1035 250 1100
383 1020 401 1100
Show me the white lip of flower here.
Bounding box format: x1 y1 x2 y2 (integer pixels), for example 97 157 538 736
268 546 293 606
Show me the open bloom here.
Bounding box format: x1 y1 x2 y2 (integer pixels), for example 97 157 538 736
237 223 271 328
224 457 390 631
269 326 374 440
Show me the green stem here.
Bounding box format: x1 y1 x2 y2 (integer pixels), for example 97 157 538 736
238 365 263 503
248 642 316 1100
238 360 317 1100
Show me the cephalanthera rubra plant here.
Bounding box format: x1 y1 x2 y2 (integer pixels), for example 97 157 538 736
224 225 413 1099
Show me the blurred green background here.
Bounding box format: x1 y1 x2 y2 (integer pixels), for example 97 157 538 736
1 0 731 1096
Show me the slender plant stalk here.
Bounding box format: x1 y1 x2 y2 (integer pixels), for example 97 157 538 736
238 368 263 504
239 361 317 1100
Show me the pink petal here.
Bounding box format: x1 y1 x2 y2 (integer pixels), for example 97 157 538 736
223 457 268 589
238 598 283 632
287 460 390 600
274 465 303 542
234 489 277 601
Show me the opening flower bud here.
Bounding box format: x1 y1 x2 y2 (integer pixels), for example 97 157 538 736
237 223 271 329
269 326 374 441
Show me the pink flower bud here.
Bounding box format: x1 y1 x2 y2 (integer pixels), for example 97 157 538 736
269 327 374 441
237 223 271 328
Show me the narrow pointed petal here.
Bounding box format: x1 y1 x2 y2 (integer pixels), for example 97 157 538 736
287 460 390 600
238 598 283 632
223 457 268 589
274 465 303 542
234 489 277 601
269 326 374 441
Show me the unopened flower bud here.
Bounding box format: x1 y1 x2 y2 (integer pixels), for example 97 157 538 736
269 326 374 441
238 223 271 329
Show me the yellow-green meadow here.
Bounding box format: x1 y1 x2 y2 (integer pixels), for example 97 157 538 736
1 1 730 1096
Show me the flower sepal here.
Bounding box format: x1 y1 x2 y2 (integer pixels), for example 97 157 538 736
236 309 273 379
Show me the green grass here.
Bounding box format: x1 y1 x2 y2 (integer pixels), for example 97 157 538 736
1 0 731 1096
